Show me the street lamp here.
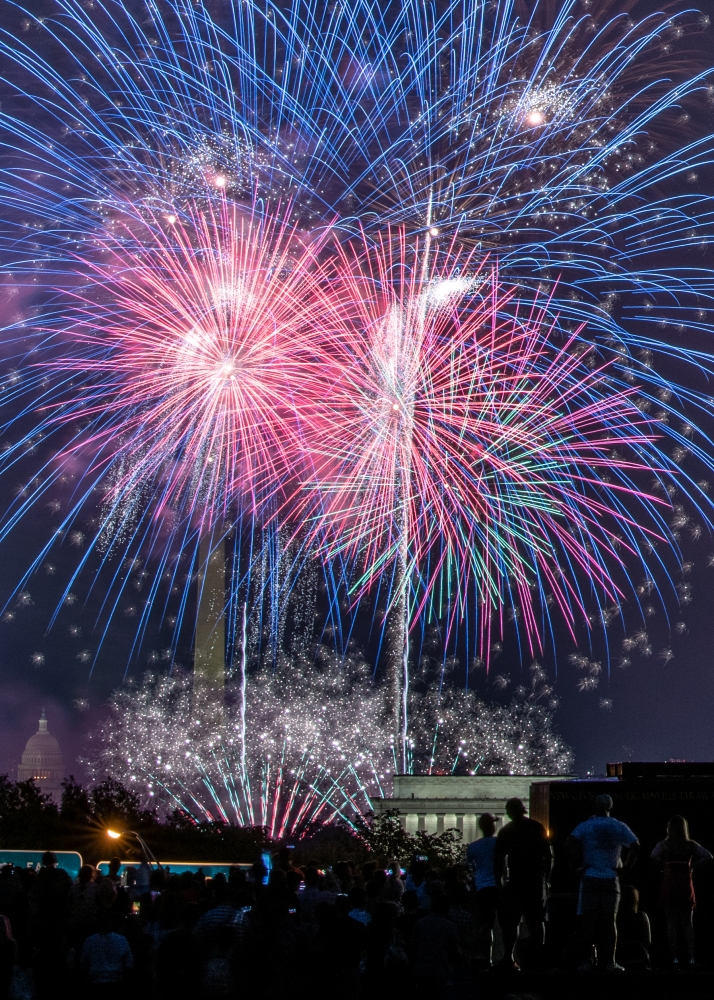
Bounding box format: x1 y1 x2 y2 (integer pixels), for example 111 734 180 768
106 829 163 870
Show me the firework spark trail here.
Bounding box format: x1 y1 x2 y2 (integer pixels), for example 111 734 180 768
0 0 713 674
408 667 573 777
2 0 713 340
0 197 333 662
87 645 572 833
47 201 330 525
85 649 394 838
300 225 707 755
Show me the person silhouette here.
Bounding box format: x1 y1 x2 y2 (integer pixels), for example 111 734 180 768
494 797 553 971
467 813 499 967
651 815 712 968
567 793 639 973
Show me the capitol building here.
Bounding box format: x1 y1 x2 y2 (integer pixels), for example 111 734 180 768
17 710 64 802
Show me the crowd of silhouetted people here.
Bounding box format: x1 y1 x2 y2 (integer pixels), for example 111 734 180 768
0 793 713 997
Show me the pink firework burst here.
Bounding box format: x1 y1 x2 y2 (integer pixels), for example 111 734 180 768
47 201 330 530
302 227 669 658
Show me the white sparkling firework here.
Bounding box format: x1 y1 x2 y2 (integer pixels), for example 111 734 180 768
577 676 599 693
85 649 393 839
87 650 572 834
407 680 573 777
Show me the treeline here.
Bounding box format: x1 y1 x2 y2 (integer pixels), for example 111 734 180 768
0 775 269 865
0 776 466 869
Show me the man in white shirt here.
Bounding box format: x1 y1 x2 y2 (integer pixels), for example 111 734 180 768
568 793 640 972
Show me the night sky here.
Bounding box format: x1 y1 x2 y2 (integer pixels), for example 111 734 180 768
2 0 714 785
1 429 713 783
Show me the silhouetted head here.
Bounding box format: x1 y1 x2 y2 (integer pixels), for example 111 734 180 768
285 869 302 894
594 794 613 817
666 815 690 843
304 866 320 889
108 857 121 875
149 869 165 890
42 851 58 868
479 813 497 837
361 861 377 882
213 872 230 902
505 798 527 821
228 867 247 889
268 869 286 892
334 861 350 881
409 859 427 883
78 865 95 885
179 871 195 890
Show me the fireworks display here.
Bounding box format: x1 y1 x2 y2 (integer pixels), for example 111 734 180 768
307 229 694 642
0 0 714 812
0 195 335 661
302 227 712 764
85 649 392 838
0 0 712 642
48 202 330 527
86 647 572 836
2 0 706 346
408 666 573 778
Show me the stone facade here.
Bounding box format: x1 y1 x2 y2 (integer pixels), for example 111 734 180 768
372 774 570 843
17 710 64 802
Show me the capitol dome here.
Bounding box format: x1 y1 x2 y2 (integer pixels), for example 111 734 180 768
17 710 64 802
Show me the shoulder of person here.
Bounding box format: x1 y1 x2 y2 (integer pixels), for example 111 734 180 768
616 819 638 840
527 817 547 835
